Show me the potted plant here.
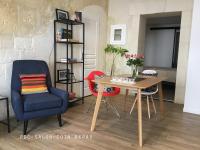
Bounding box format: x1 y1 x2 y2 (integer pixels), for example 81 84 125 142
125 53 144 78
104 44 128 76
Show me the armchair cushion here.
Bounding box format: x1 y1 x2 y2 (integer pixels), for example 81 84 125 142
23 93 62 112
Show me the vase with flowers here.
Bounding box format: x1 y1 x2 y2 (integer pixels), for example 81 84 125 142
125 53 144 79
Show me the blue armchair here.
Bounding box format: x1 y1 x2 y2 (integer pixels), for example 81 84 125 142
11 60 68 135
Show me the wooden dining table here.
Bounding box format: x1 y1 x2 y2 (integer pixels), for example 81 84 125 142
90 75 165 147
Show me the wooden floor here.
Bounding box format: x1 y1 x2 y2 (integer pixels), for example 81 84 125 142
1 95 200 150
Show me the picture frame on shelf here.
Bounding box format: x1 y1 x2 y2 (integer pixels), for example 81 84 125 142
61 28 72 39
56 9 69 20
110 24 126 45
75 12 82 22
57 69 71 81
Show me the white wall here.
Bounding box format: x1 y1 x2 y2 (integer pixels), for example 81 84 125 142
184 0 200 115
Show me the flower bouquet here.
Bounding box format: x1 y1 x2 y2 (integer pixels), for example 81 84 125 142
125 53 144 78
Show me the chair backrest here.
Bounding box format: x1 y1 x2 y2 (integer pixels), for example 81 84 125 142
85 70 105 94
142 69 158 76
142 69 158 93
11 60 52 92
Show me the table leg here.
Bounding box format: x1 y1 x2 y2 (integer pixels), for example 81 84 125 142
137 89 142 147
124 89 129 111
158 82 164 114
91 84 104 131
6 98 10 133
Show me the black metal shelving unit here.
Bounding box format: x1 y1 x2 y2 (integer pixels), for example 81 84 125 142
54 19 85 104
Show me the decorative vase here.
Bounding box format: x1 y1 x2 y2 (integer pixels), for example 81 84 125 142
110 63 115 76
131 66 139 79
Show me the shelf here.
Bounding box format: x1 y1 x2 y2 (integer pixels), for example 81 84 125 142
54 18 85 104
55 19 84 25
56 80 84 84
56 61 83 64
56 41 84 44
69 97 84 103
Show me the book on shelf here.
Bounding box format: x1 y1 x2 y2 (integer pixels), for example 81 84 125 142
57 39 80 43
60 58 67 62
60 58 78 63
68 39 79 43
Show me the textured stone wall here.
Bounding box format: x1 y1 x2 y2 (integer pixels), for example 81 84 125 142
0 0 108 120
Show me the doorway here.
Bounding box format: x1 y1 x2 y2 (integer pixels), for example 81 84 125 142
139 13 182 102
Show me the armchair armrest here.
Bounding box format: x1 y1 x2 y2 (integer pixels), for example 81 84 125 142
50 87 68 112
50 87 68 101
11 90 24 120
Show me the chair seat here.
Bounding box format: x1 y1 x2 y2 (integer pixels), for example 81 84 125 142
23 93 62 112
141 90 157 95
132 89 157 95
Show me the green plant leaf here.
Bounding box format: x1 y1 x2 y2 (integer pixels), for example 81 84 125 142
126 58 144 67
104 44 129 56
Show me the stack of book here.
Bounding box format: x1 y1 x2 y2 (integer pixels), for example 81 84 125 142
60 58 67 62
60 58 78 63
57 39 79 42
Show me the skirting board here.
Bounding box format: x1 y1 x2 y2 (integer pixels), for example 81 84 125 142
183 107 200 115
